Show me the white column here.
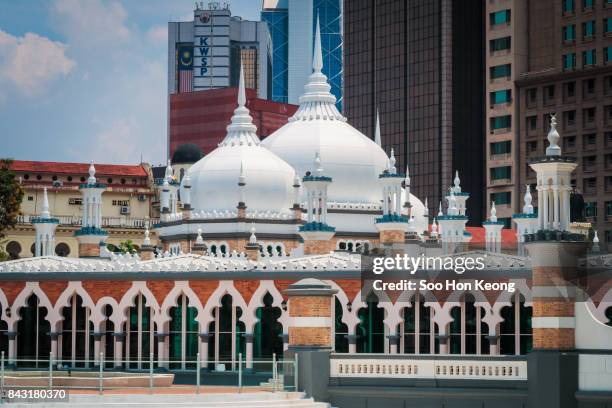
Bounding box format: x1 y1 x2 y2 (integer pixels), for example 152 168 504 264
245 334 253 370
537 186 544 230
553 187 560 229
542 188 549 229
114 335 123 368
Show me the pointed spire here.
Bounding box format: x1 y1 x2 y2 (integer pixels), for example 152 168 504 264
41 187 50 218
87 161 96 185
546 113 561 156
438 201 444 217
388 148 396 174
374 110 382 146
490 201 497 222
448 187 458 216
405 165 410 186
431 218 438 236
523 184 534 214
165 159 173 182
313 15 323 74
453 170 461 193
220 62 259 146
249 226 257 245
423 197 429 217
238 161 246 185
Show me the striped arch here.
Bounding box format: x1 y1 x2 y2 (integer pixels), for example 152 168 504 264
245 280 286 333
53 282 97 330
324 281 359 334
158 281 205 327
200 280 248 329
116 282 162 332
9 282 55 332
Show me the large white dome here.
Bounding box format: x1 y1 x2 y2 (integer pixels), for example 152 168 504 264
188 69 296 214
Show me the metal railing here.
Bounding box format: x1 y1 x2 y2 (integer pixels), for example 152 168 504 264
16 215 159 229
0 351 298 395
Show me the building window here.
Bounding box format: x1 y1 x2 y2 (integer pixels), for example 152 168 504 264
605 46 612 63
490 89 511 105
564 110 576 127
491 140 512 156
606 76 612 94
563 24 576 42
564 81 576 100
490 36 511 52
605 18 612 33
583 157 597 173
563 53 576 70
491 115 512 131
490 64 511 79
491 192 512 205
583 107 596 126
583 49 596 66
583 78 596 97
585 202 597 218
606 131 612 146
527 116 538 130
527 141 538 154
564 0 575 13
68 197 83 205
564 136 577 150
490 10 511 25
583 0 594 9
543 85 555 104
112 199 130 206
491 166 512 180
583 21 595 39
527 88 537 104
606 201 612 218
584 133 597 148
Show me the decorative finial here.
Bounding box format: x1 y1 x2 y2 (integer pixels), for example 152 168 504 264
490 201 497 222
593 230 599 243
374 110 382 146
592 230 600 252
183 171 191 188
313 14 323 74
143 226 151 246
165 159 173 182
293 172 300 187
453 170 461 193
41 187 50 218
423 197 429 216
438 201 443 217
249 226 257 244
523 184 534 214
87 161 96 184
238 63 246 107
546 113 561 156
405 165 410 186
196 228 204 245
314 151 323 175
388 148 396 174
238 161 246 185
448 187 458 216
431 218 438 236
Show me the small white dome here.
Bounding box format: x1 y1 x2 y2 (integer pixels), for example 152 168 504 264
189 65 295 214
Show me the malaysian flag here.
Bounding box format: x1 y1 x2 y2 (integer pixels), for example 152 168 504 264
177 45 193 93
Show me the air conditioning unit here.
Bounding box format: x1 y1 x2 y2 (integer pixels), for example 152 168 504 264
137 194 147 202
120 206 131 215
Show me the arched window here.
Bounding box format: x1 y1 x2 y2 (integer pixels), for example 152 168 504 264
101 304 115 368
16 294 51 367
356 293 385 353
334 297 349 353
60 294 94 367
254 293 283 363
499 293 532 355
208 294 245 371
169 294 199 369
401 294 434 354
449 294 488 355
6 241 21 260
55 243 70 257
125 294 156 369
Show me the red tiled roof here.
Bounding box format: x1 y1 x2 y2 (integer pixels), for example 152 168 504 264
466 226 518 249
10 160 148 178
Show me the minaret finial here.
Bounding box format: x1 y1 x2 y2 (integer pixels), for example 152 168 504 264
546 113 561 156
239 161 246 184
165 159 173 182
314 151 323 175
196 227 204 245
374 109 382 146
453 170 461 193
144 226 151 246
249 226 257 244
88 161 96 185
438 201 443 217
490 201 497 222
431 217 438 236
423 197 429 216
41 187 50 218
238 62 246 107
313 14 323 74
523 184 534 214
388 148 396 174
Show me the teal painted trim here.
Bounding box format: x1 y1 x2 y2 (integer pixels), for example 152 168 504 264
378 172 406 179
31 217 59 224
74 226 108 236
79 182 107 189
437 215 468 221
482 220 505 225
299 222 336 232
375 214 408 223
527 155 577 164
445 192 470 197
512 213 537 219
463 231 473 236
302 175 332 182
524 229 584 242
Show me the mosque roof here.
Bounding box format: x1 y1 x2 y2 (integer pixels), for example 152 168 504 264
10 160 148 178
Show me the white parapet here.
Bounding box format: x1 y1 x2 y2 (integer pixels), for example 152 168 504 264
330 356 527 381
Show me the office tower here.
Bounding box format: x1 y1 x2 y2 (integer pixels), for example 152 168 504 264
343 0 485 224
262 0 343 109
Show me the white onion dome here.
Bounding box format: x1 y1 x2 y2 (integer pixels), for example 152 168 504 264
261 17 425 221
188 65 295 214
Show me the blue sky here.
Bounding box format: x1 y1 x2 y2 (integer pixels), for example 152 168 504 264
0 0 260 166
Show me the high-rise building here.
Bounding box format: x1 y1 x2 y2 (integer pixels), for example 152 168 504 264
485 0 612 243
343 0 485 224
261 0 343 109
167 2 271 97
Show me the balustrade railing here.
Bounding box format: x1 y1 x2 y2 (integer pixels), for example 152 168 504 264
16 215 158 229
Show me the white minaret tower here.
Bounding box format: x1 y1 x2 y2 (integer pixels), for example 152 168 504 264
75 162 108 258
447 170 469 216
483 201 504 253
160 160 178 219
299 151 335 255
292 172 301 219
374 109 382 147
32 187 59 257
181 170 191 210
437 187 469 254
512 184 539 256
529 114 576 232
237 161 247 218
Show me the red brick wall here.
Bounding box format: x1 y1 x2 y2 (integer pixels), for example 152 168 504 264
82 281 132 303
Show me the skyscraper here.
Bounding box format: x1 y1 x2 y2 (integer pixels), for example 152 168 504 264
343 0 485 224
168 2 272 98
261 0 343 109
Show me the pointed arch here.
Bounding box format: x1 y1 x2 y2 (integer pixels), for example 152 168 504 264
9 283 56 331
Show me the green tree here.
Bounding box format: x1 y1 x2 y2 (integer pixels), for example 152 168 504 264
0 159 24 258
109 240 139 254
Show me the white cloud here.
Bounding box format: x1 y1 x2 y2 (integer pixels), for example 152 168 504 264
146 25 167 45
50 0 131 46
0 30 75 95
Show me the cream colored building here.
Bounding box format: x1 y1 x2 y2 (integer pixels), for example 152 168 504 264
4 160 159 259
